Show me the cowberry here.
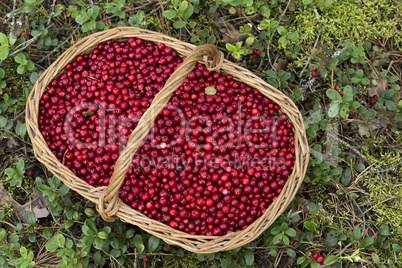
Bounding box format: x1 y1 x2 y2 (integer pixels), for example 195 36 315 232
26 169 35 177
316 255 324 264
312 253 319 260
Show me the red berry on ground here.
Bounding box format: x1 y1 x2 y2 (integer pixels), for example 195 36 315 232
339 90 344 96
312 253 319 260
254 49 261 56
292 240 299 247
26 169 35 177
316 255 324 264
143 256 149 262
103 19 110 25
312 71 318 78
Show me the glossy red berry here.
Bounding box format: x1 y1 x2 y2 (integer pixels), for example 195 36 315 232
26 169 35 177
312 253 319 260
316 255 324 264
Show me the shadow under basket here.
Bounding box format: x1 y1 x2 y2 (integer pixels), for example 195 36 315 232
26 27 309 254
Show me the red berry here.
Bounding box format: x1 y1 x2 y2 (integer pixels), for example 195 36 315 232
26 169 35 177
292 240 298 247
254 49 261 56
312 253 319 260
316 255 324 264
142 256 149 262
103 19 110 25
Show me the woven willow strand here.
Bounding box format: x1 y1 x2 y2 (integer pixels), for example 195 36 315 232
26 27 309 254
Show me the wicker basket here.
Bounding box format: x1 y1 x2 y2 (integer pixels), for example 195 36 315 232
26 27 309 254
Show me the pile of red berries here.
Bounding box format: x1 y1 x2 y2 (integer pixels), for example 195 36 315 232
38 38 296 236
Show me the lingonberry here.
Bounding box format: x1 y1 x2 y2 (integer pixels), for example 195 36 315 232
311 253 319 260
26 169 35 177
311 69 318 78
316 255 324 264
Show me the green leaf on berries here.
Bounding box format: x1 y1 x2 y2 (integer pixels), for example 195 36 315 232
205 86 217 95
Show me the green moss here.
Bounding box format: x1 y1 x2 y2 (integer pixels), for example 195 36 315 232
363 174 402 239
366 149 402 172
290 0 402 49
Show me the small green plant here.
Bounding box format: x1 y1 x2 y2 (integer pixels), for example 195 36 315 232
162 0 196 30
226 42 245 60
14 246 35 268
23 0 45 17
30 19 58 50
13 53 35 74
105 0 127 19
69 5 102 32
339 40 367 65
34 176 70 217
266 70 291 90
0 68 6 89
4 159 25 187
326 85 361 118
0 33 15 61
46 233 86 268
277 26 299 49
129 10 147 28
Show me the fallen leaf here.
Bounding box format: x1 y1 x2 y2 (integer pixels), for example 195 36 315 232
358 126 368 136
274 60 288 71
229 6 236 14
0 186 21 208
0 186 49 224
288 2 296 11
33 207 49 219
368 71 387 97
6 137 19 149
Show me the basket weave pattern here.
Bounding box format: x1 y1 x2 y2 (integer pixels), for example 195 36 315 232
26 27 309 253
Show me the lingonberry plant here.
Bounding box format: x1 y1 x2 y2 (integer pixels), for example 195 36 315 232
38 38 296 236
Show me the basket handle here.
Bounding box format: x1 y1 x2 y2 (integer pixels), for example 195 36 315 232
97 44 223 221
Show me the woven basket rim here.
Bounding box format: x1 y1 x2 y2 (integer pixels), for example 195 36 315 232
26 27 309 253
